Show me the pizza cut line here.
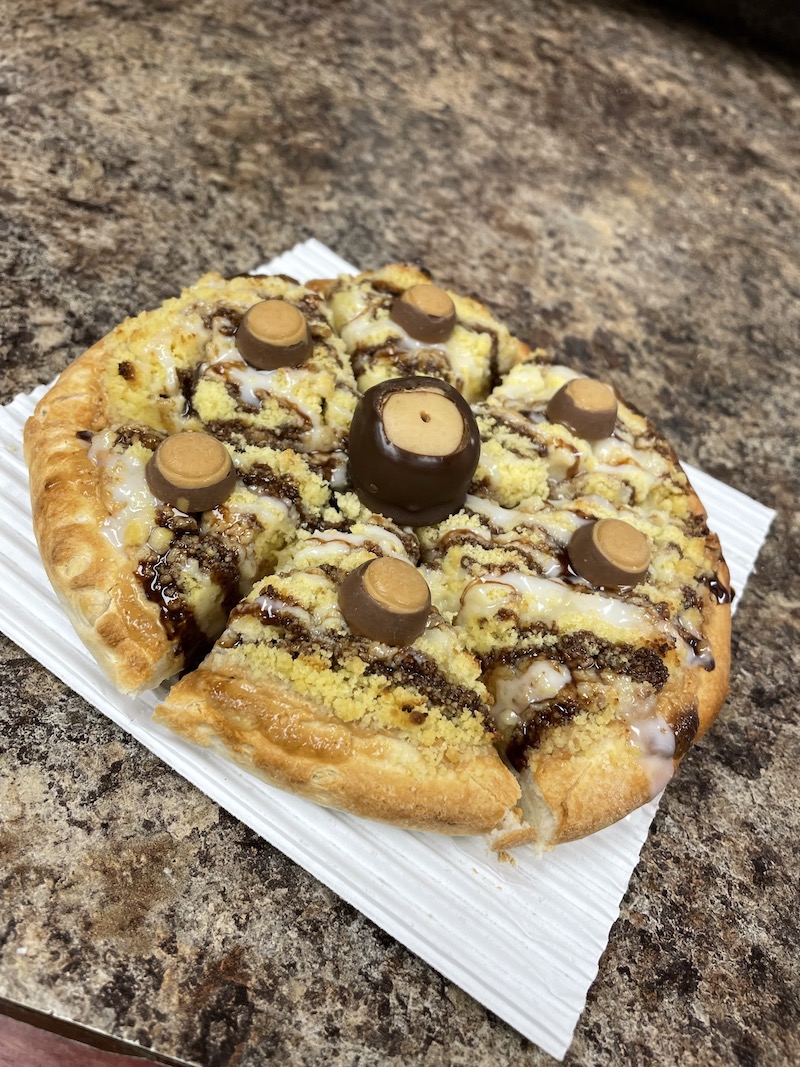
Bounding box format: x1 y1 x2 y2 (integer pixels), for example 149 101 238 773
24 264 732 847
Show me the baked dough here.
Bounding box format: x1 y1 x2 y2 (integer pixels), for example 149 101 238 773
25 266 731 846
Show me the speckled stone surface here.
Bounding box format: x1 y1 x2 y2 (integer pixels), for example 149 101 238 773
1 1 798 1064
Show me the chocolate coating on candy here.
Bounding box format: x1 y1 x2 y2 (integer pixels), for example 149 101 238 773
546 379 618 439
348 376 480 526
390 284 457 344
338 557 431 646
235 300 312 369
146 431 236 512
567 518 651 588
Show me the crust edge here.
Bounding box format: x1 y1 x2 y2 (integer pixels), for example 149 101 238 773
155 663 522 836
24 339 180 693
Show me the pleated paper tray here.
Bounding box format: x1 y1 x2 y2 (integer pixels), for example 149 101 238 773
0 241 775 1060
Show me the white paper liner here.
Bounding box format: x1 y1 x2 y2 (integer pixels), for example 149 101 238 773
0 240 775 1059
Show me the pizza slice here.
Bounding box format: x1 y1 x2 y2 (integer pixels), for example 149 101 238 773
416 359 731 845
24 273 357 691
155 494 520 833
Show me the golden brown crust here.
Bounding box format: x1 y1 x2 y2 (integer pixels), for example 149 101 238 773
695 558 732 741
155 663 520 835
24 338 180 692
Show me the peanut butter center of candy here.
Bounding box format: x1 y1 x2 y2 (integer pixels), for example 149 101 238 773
339 557 431 645
546 378 618 440
157 433 230 488
362 556 430 615
382 389 465 456
346 376 481 527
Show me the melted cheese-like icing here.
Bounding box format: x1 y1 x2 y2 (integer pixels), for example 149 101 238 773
493 660 572 717
593 436 665 475
252 594 313 629
677 612 716 670
625 713 676 798
292 525 410 567
612 677 676 798
463 495 585 549
88 431 157 551
465 494 522 532
337 306 391 348
589 436 669 497
209 353 335 452
153 340 181 398
458 571 654 636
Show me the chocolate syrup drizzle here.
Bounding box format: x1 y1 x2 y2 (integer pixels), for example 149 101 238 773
707 575 734 604
137 532 241 670
233 588 490 726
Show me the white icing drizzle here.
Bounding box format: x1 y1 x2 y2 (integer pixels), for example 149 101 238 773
593 436 660 470
204 334 238 366
590 436 668 493
339 307 390 349
493 660 572 716
465 494 524 532
446 499 579 579
462 497 588 550
293 525 409 566
153 340 181 397
326 455 349 490
90 450 156 550
252 572 349 635
546 439 583 482
611 677 675 798
87 431 157 550
475 445 516 494
397 330 448 356
676 612 701 640
459 571 653 635
261 373 334 452
252 594 313 628
240 491 292 523
494 707 522 733
209 352 334 452
224 362 265 410
625 712 676 798
87 428 115 465
676 612 715 670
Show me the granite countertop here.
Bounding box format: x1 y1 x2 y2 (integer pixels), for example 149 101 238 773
1 1 798 1064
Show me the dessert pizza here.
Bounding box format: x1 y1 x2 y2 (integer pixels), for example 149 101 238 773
24 262 731 847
